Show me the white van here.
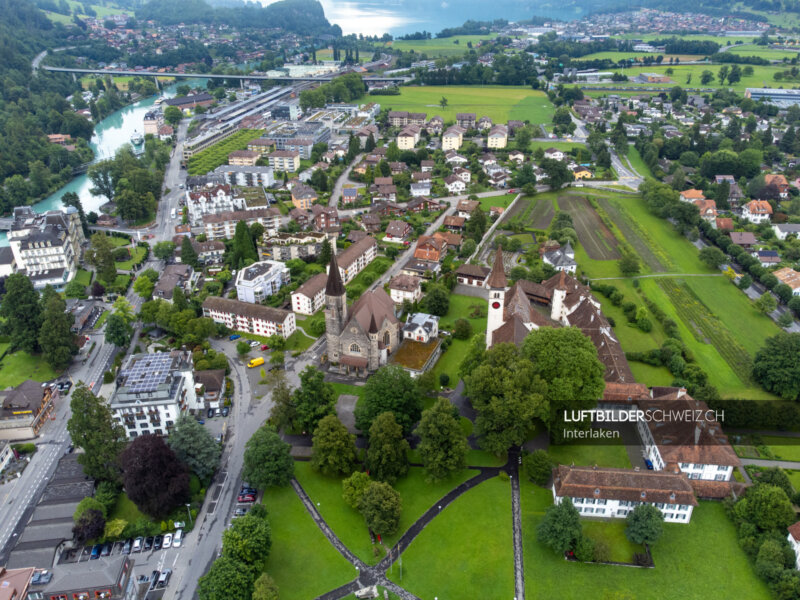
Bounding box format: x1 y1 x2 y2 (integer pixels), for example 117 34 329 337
170 208 177 219
173 528 183 547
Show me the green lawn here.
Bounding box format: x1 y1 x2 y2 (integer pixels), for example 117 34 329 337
726 44 800 60
385 34 497 57
94 310 109 330
330 382 365 401
0 350 59 389
760 436 800 461
599 63 785 93
384 86 554 124
575 51 705 62
261 486 355 600
285 329 315 353
520 479 771 599
294 462 478 565
625 145 654 179
116 246 147 271
388 476 514 599
74 269 93 287
345 257 392 297
110 493 148 524
548 440 633 469
432 294 487 388
581 519 643 563
785 469 800 491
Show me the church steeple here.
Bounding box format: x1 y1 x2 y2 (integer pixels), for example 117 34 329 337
486 248 507 289
485 248 508 348
326 252 345 296
325 252 347 361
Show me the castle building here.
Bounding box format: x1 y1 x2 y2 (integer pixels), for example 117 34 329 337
324 253 401 376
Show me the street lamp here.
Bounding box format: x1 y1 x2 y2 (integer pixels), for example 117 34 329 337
186 503 192 525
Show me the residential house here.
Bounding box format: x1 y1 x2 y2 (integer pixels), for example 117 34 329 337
388 111 410 127
289 208 311 229
389 274 422 305
328 236 379 284
0 381 57 441
361 214 382 233
477 116 493 131
694 199 718 225
401 259 441 280
552 464 697 523
291 271 327 315
411 181 431 197
444 174 466 195
397 125 421 150
385 220 412 242
426 117 443 135
456 264 490 287
403 313 439 343
342 186 360 205
456 113 476 129
421 159 435 172
203 296 296 338
373 185 398 202
487 125 508 149
775 267 800 296
202 207 282 240
442 126 465 151
716 217 734 231
445 151 468 165
311 205 340 232
264 231 329 261
291 183 317 210
679 189 705 203
788 523 800 569
154 264 194 302
573 166 592 180
228 150 261 166
194 369 226 410
543 148 565 161
542 241 577 274
453 167 472 183
742 200 773 224
773 224 800 240
508 150 525 165
754 250 781 267
235 260 291 303
456 199 480 219
390 162 408 175
432 231 462 251
444 215 466 231
765 174 791 198
111 351 198 437
414 235 447 262
268 150 301 173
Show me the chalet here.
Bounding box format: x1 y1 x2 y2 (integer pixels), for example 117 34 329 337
444 151 468 165
390 162 408 175
456 264 490 287
679 189 705 203
412 171 433 182
420 160 435 172
694 199 718 224
453 167 472 183
765 174 790 198
290 208 311 229
384 220 412 242
410 181 432 197
389 274 422 305
414 236 447 262
373 185 398 202
444 175 466 195
361 214 382 233
543 148 565 161
754 250 781 267
443 215 466 231
774 267 800 296
729 231 758 250
456 199 480 219
742 200 773 224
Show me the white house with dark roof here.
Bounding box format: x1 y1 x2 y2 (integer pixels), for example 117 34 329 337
291 271 327 315
542 241 577 274
788 522 800 569
235 260 291 303
403 313 439 343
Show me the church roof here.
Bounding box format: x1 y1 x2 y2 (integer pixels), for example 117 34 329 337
346 288 399 334
326 253 345 296
486 248 507 289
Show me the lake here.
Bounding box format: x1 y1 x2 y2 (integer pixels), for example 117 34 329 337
317 0 585 36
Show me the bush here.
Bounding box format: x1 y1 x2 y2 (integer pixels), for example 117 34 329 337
522 450 555 486
103 371 114 384
637 317 653 332
452 318 472 340
439 373 450 387
593 538 611 563
11 442 36 455
574 535 595 562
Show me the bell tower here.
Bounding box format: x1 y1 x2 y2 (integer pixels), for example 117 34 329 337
485 248 508 348
325 253 347 361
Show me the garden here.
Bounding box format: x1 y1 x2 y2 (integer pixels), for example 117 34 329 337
432 294 487 389
186 129 265 176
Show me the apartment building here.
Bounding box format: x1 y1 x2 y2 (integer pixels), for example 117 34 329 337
235 260 291 303
326 236 378 284
212 165 275 188
202 296 296 339
291 271 327 315
202 207 282 240
268 150 301 172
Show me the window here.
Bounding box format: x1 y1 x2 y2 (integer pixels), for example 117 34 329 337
384 331 391 346
715 474 727 481
349 343 361 353
717 465 729 471
597 499 607 506
689 473 700 480
679 505 689 511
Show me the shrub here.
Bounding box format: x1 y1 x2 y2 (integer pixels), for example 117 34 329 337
103 371 115 384
574 535 595 562
439 373 450 387
452 318 472 340
637 317 653 332
593 538 611 563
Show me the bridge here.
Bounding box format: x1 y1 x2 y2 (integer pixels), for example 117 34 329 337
41 66 409 84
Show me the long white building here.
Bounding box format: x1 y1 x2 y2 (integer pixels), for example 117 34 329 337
202 296 296 339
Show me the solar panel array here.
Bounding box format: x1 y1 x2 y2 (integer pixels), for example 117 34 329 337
120 353 175 393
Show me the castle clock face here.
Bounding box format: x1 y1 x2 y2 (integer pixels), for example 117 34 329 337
492 302 501 309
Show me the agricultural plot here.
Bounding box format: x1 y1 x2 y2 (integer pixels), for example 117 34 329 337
186 129 264 175
386 34 497 57
657 278 754 382
528 197 555 230
559 195 620 260
596 197 665 272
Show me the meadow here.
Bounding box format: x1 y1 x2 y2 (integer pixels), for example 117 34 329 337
385 34 497 57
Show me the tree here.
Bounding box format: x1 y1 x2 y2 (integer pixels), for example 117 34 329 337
292 365 336 433
342 471 372 509
237 340 251 356
753 333 800 400
738 274 753 290
181 236 198 268
153 241 176 260
164 105 183 127
242 426 294 488
252 573 279 600
366 412 409 484
537 497 582 554
358 481 402 536
355 365 422 434
133 276 155 299
198 556 254 600
618 253 640 276
74 496 107 521
779 311 794 329
311 415 358 476
755 292 777 315
439 96 448 109
73 508 105 543
67 384 126 482
230 220 258 269
317 239 333 266
39 287 77 369
515 126 532 152
65 279 88 299
734 484 796 531
625 504 664 545
459 238 476 257
465 207 487 243
88 160 116 201
421 283 450 317
222 513 272 566
169 414 222 480
120 434 191 519
62 191 90 237
0 274 42 353
268 375 296 433
699 246 726 269
105 313 133 347
522 450 555 486
415 398 467 481
700 70 715 85
87 233 118 284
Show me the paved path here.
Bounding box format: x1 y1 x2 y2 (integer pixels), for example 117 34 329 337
739 458 800 469
329 153 363 207
509 449 525 600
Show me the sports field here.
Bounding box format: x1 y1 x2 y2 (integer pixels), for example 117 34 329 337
384 86 554 124
385 34 497 57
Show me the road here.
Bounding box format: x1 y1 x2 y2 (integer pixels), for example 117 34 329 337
329 153 363 207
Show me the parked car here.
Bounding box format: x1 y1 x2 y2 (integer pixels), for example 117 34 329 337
133 537 143 553
149 571 160 592
240 487 257 495
260 344 270 351
173 529 183 548
162 533 173 549
215 408 222 417
122 539 132 555
157 569 172 589
250 340 260 348
207 408 214 418
234 507 249 517
237 493 255 503
101 542 113 557
90 544 102 560
229 334 241 341
221 407 229 417
144 536 154 551
644 459 654 470
153 535 163 550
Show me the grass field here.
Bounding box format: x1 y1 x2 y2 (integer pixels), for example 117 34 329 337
385 34 497 57
389 476 514 599
94 310 109 330
725 44 800 60
384 86 554 124
295 462 478 565
626 145 654 179
548 440 633 469
581 519 643 563
576 51 706 63
0 351 58 389
521 479 771 599
432 294 488 388
116 246 147 271
598 63 785 92
110 493 147 524
261 486 355 600
74 269 93 287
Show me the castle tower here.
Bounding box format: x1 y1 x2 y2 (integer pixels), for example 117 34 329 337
325 252 347 362
485 248 508 348
550 271 568 323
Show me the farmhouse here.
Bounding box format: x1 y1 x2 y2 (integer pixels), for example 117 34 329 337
456 264 490 287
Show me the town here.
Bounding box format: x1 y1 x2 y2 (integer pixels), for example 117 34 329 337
4 0 800 599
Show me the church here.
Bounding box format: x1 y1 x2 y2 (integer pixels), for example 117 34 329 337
484 249 633 383
324 253 401 376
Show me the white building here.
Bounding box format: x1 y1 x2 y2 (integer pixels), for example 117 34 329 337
542 241 577 274
552 464 697 523
7 206 85 290
235 260 291 304
186 184 244 226
291 272 327 315
202 296 296 339
212 164 275 188
444 175 466 195
742 200 773 224
543 148 565 161
388 274 422 305
326 236 378 284
773 224 800 240
110 351 199 438
402 313 439 343
788 522 800 569
0 441 13 472
202 207 282 240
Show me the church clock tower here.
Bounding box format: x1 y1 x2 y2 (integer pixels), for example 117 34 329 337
485 248 508 348
325 253 347 362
